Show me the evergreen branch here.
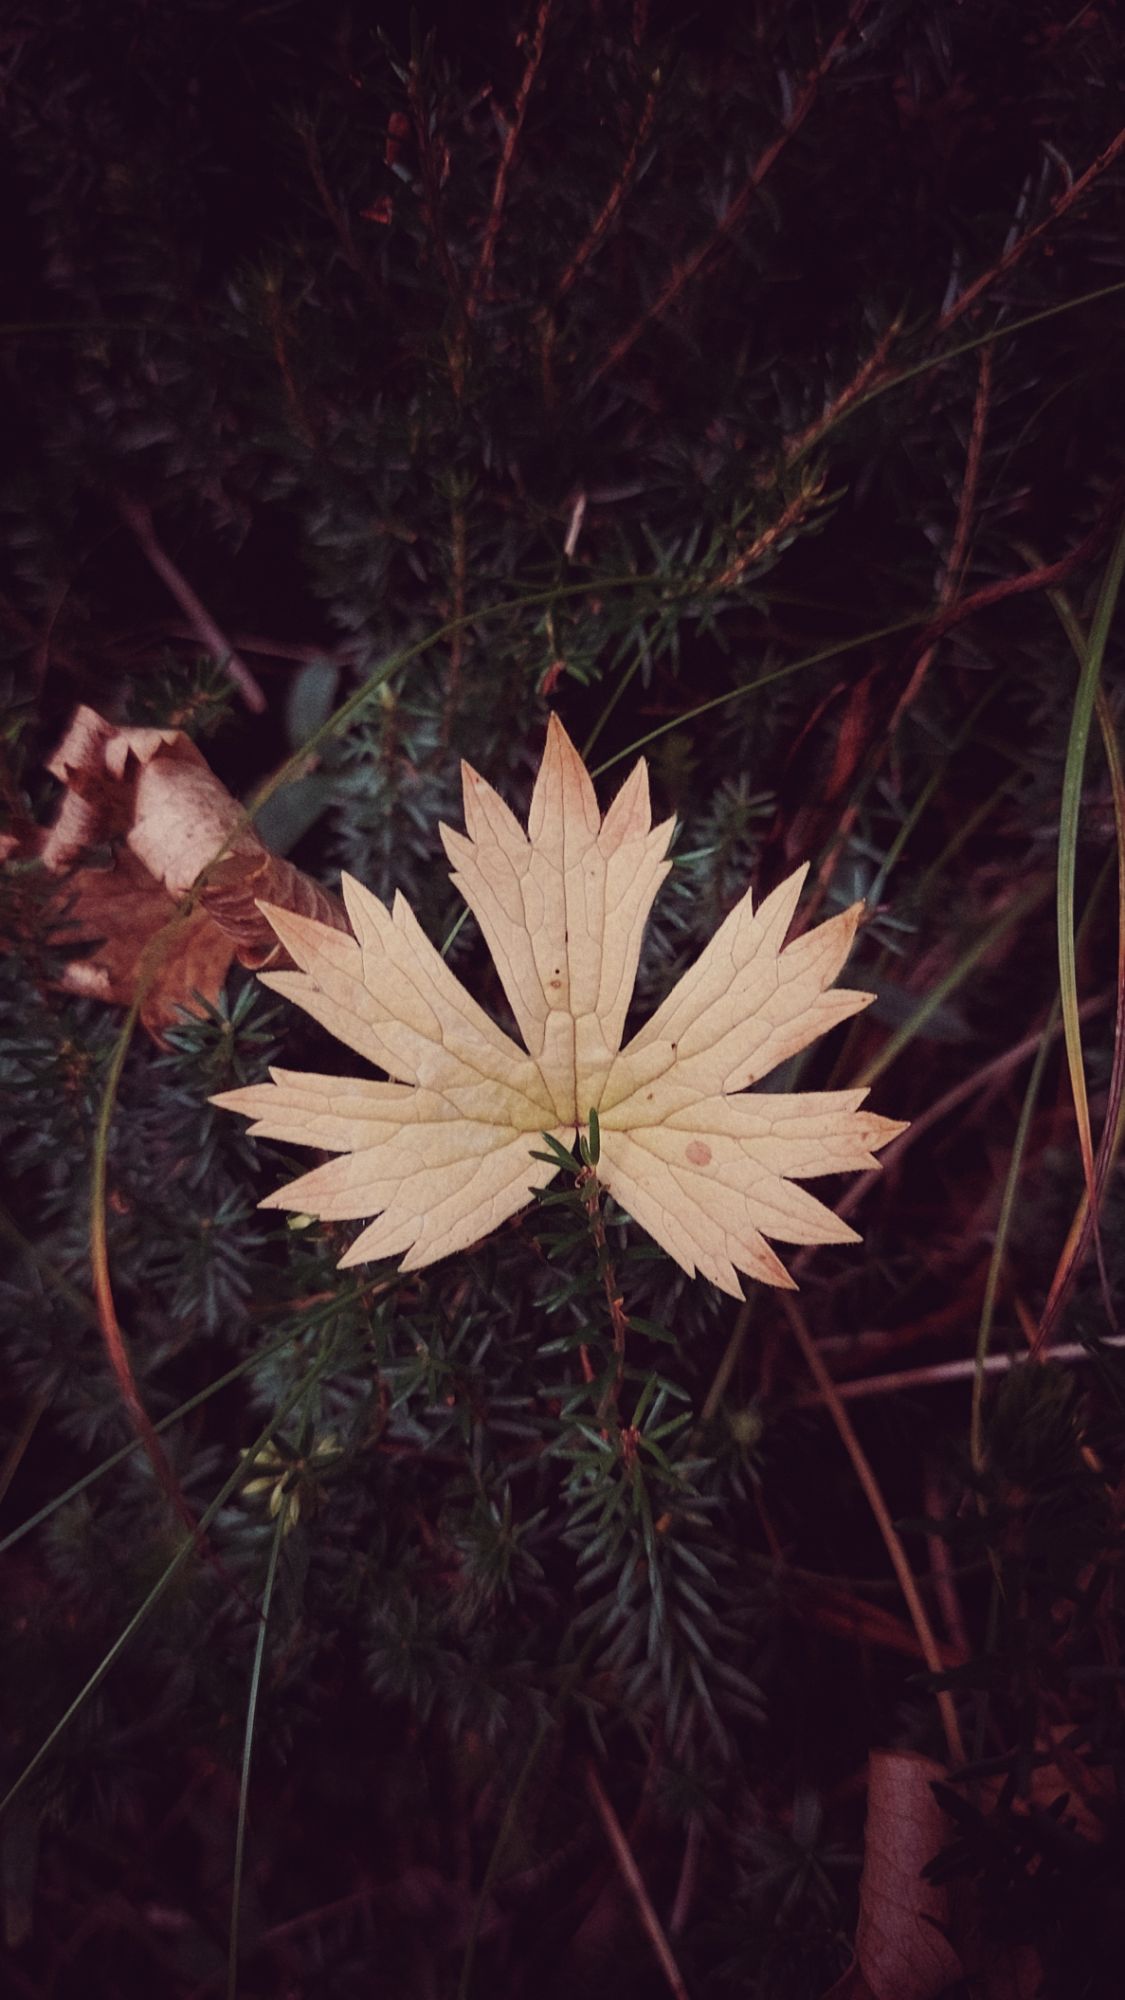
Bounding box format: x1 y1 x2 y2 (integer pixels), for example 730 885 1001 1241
577 1166 630 1421
887 344 994 731
551 78 659 307
790 280 1125 470
804 344 995 924
709 473 827 596
406 61 470 340
585 0 871 388
468 0 554 317
0 1345 337 1825
780 310 906 467
294 114 364 276
939 122 1125 332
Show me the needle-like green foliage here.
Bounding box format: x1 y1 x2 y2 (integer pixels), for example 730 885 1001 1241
2 3 1125 1994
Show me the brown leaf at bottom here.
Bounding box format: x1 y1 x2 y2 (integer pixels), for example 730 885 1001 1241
855 1750 963 2000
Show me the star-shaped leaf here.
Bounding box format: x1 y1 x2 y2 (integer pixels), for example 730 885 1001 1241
213 717 904 1296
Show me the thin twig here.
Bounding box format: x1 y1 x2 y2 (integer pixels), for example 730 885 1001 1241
553 81 659 307
939 123 1125 332
887 345 994 738
828 992 1108 1231
539 75 660 403
89 980 198 1537
807 344 993 914
442 491 468 747
164 625 359 663
709 476 825 595
262 276 320 450
468 0 553 316
406 62 469 343
792 1335 1125 1407
781 311 905 466
668 1814 703 1938
781 1296 967 1767
116 495 266 713
585 1760 691 2000
296 117 363 276
586 0 870 389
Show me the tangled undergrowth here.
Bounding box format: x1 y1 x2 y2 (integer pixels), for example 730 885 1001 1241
2 3 1124 1995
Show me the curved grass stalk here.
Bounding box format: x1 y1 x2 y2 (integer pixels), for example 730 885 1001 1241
857 879 1051 1089
1051 517 1125 1286
1034 566 1125 1343
0 1319 344 1558
228 1505 288 2000
781 1295 967 1769
0 1342 338 1825
590 613 925 776
970 1006 1058 1478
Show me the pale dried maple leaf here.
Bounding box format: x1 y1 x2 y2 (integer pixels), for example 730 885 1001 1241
213 716 905 1297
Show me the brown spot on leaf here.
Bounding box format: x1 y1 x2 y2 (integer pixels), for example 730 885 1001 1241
685 1140 712 1167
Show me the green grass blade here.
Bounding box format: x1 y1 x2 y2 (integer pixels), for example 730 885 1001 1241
971 1004 1058 1477
858 879 1050 1088
227 1506 288 2000
0 1326 310 1557
0 1346 337 1824
1055 516 1125 1217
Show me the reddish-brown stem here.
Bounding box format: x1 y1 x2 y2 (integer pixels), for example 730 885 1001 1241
781 312 905 467
817 993 1109 1255
580 1168 630 1417
781 1295 967 1767
406 64 469 357
263 279 320 450
585 1761 691 2000
115 496 266 713
538 77 659 404
554 83 659 309
710 477 825 595
886 343 993 737
441 493 468 747
297 118 363 276
807 344 993 915
939 123 1125 333
468 0 554 318
792 1335 1125 1407
585 0 870 390
911 499 1123 655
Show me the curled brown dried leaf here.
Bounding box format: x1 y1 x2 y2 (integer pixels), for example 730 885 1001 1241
16 705 347 1041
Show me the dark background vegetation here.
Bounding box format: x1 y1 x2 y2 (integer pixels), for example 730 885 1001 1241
2 1 1125 1994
